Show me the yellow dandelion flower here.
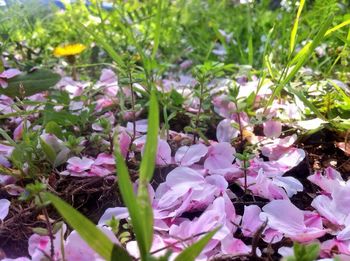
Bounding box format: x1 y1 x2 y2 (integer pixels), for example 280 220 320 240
53 43 86 57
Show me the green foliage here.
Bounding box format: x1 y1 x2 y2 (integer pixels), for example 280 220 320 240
1 69 61 98
284 242 320 261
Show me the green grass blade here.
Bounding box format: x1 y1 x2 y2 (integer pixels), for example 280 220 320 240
151 0 163 59
45 193 131 261
76 22 126 75
139 89 159 182
113 89 159 257
325 18 350 37
291 18 350 65
290 0 305 54
267 16 333 107
285 85 326 120
136 89 159 253
114 137 149 259
174 228 219 261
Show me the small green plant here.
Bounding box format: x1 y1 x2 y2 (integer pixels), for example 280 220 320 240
284 242 320 261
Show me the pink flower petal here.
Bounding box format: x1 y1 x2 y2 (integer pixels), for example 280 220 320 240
156 139 172 166
0 198 10 221
175 144 208 166
241 205 263 237
216 119 239 142
94 153 115 165
0 69 21 79
67 157 94 173
263 120 282 138
204 142 235 172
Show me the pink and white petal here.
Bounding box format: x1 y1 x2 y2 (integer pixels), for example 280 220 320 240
127 119 148 133
262 228 283 243
0 198 10 221
272 176 303 197
241 205 263 237
165 167 204 190
221 235 251 256
94 153 115 166
119 131 131 158
216 119 239 143
307 167 344 194
156 139 172 165
175 144 208 166
278 246 294 258
205 175 228 193
260 200 305 232
0 69 21 79
67 157 94 172
89 165 112 176
204 142 235 171
0 78 8 88
263 120 282 138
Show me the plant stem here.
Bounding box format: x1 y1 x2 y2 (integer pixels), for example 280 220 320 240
193 81 204 143
38 194 55 260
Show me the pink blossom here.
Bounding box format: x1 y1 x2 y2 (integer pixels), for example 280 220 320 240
261 134 297 160
263 120 282 138
94 153 115 166
13 120 31 141
260 200 327 242
204 142 236 172
64 227 120 260
212 95 236 119
311 182 350 227
0 95 14 114
220 235 252 256
0 198 10 221
62 157 96 176
216 119 239 142
156 139 172 166
320 239 350 258
98 207 129 225
126 235 178 259
175 144 208 166
94 97 116 112
119 131 131 158
126 119 148 133
154 167 228 219
0 69 21 88
241 205 263 237
28 224 66 260
308 167 344 194
167 195 242 258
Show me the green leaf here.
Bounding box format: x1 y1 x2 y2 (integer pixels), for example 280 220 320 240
267 16 334 107
1 69 61 98
76 22 126 74
45 121 64 140
114 137 150 260
40 138 57 164
305 243 320 261
139 89 159 182
291 18 350 65
151 0 163 59
174 228 219 261
292 242 320 261
285 86 326 120
45 193 132 261
114 89 159 260
290 0 305 54
170 89 185 106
